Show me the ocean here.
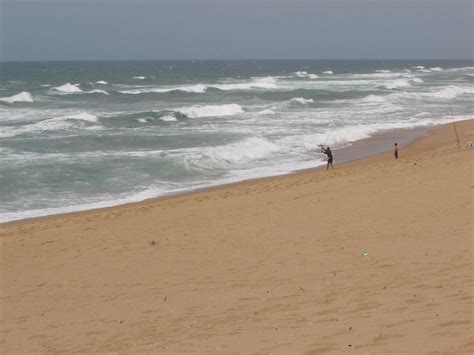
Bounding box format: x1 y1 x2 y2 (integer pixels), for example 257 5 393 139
1 60 472 223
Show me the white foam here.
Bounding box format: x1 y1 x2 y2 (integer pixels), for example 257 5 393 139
410 77 424 83
383 79 412 89
290 97 314 104
361 94 387 103
52 83 82 93
426 85 474 99
322 70 334 74
257 109 276 115
294 71 308 76
176 104 243 118
0 187 169 224
160 115 178 122
96 80 108 85
85 89 109 95
414 112 432 118
294 71 318 79
376 70 392 73
212 77 278 91
414 66 425 69
323 117 461 147
40 84 51 87
0 91 34 104
181 137 281 171
65 113 99 122
430 67 443 71
119 84 207 94
119 77 280 94
133 76 146 80
1 112 99 137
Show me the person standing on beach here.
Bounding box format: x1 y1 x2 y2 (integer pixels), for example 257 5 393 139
394 143 399 159
322 146 334 170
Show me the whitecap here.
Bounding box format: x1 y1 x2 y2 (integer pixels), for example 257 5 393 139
179 137 281 171
414 112 432 118
52 83 82 93
176 104 243 118
85 89 109 95
382 79 412 89
426 85 474 99
294 71 318 79
322 70 334 74
119 84 207 94
290 97 314 104
133 76 146 80
1 112 99 137
430 67 443 71
0 91 34 104
361 94 387 103
257 109 276 115
212 77 278 91
96 80 108 85
160 115 178 122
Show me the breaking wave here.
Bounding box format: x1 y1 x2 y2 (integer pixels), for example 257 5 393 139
211 77 278 90
119 84 207 94
179 137 281 171
294 71 319 79
176 104 244 118
290 97 314 104
0 91 34 104
382 79 412 89
426 85 474 99
118 77 281 95
85 89 109 95
0 112 99 137
53 83 82 93
257 109 276 115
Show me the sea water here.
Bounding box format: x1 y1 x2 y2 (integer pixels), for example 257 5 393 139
1 60 473 223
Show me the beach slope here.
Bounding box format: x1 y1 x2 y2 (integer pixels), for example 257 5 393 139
1 120 473 353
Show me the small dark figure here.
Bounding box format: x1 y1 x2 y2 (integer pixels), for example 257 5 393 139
394 143 399 159
322 146 334 170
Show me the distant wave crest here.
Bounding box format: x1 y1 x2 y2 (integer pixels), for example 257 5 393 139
0 91 34 104
176 104 244 118
290 97 314 104
53 83 82 93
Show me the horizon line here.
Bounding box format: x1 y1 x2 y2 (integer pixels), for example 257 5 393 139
1 58 472 63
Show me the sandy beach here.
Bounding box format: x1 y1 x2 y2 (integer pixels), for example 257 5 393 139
1 120 473 353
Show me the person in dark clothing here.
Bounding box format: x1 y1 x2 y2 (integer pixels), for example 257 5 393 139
322 146 334 170
394 143 399 159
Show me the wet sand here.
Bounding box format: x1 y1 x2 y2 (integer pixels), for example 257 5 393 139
1 120 473 353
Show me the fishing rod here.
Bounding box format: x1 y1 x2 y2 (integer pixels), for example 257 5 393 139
449 106 461 150
317 124 337 151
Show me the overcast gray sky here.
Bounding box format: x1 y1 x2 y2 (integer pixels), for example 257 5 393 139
1 0 472 61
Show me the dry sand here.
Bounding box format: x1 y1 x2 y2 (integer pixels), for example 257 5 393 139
1 120 473 353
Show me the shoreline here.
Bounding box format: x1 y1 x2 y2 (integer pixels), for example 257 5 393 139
1 120 463 226
1 119 472 353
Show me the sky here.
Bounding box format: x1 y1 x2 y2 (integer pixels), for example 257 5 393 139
0 0 472 61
